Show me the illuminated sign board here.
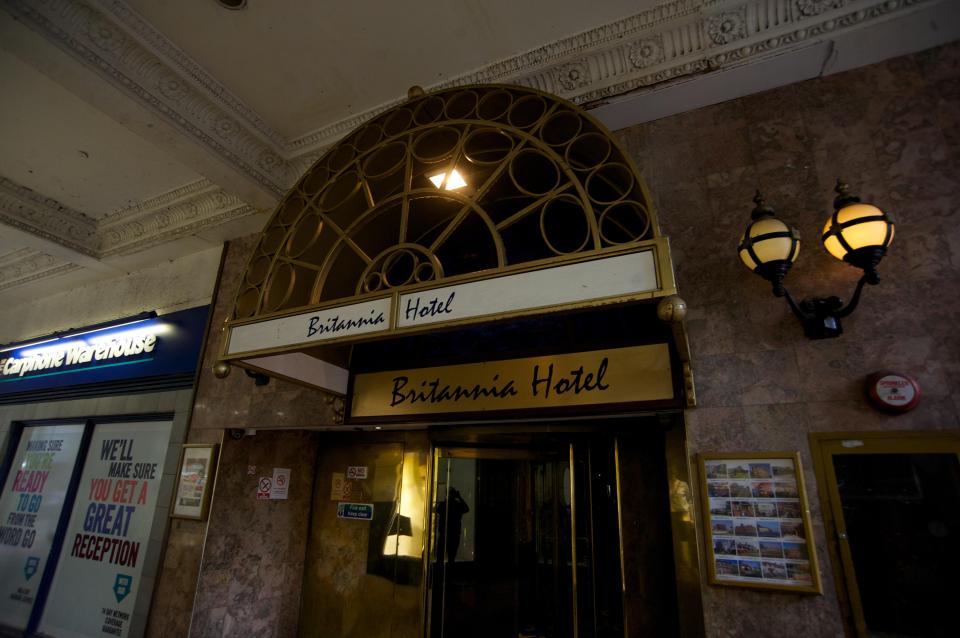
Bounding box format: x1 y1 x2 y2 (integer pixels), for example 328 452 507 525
350 344 673 418
0 306 208 399
0 328 158 380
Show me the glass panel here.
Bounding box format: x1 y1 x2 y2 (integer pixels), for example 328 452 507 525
616 433 679 636
832 453 960 637
430 450 575 638
583 442 625 638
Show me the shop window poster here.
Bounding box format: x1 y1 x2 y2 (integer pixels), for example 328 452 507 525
39 421 173 638
700 452 822 594
0 424 85 630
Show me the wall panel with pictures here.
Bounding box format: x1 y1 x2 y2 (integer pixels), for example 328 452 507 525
699 452 822 593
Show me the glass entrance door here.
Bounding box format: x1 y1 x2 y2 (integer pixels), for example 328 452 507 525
427 440 625 638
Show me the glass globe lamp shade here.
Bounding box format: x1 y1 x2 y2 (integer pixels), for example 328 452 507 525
822 203 895 262
739 217 801 272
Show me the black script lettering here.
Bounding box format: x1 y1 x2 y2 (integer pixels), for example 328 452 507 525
404 292 456 322
390 373 518 406
307 309 385 338
531 358 610 399
307 316 320 337
531 364 554 398
390 376 410 406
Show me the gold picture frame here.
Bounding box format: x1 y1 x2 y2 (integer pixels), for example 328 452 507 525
698 451 822 594
171 444 219 520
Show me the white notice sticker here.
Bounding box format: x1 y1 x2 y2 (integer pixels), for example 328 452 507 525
271 468 290 500
346 466 368 480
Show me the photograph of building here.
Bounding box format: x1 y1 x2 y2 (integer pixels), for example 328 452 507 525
0 1 958 637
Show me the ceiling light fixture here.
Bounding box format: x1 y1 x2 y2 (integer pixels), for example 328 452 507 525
738 180 895 339
428 169 468 191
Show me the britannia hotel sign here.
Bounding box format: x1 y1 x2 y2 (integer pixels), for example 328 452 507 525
224 246 669 357
219 243 679 400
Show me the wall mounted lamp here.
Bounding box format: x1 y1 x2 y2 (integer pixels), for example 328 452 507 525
738 180 895 339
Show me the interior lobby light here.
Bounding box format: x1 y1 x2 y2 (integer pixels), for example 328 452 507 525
738 180 895 339
428 169 468 191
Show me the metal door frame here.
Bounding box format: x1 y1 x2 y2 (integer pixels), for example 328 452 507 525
809 430 960 637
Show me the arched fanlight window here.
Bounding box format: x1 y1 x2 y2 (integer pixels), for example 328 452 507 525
233 85 660 320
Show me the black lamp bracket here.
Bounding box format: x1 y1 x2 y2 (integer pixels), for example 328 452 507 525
779 273 877 339
744 182 891 340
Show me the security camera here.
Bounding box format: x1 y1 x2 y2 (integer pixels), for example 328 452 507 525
228 428 245 440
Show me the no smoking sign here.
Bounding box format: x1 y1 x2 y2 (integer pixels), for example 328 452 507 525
257 468 291 500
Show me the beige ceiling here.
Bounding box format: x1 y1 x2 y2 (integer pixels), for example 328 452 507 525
0 49 201 218
0 0 957 322
128 0 657 139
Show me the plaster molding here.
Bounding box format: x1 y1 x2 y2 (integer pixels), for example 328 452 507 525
0 249 80 291
0 175 257 282
0 248 33 268
494 0 929 104
1 0 934 171
98 179 256 256
91 0 285 149
0 177 99 257
284 0 932 155
0 0 293 195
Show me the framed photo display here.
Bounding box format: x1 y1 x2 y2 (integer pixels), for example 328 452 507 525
699 452 822 593
172 444 219 520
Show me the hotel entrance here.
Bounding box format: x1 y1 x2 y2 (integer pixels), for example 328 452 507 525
428 435 624 638
298 423 684 638
214 84 702 637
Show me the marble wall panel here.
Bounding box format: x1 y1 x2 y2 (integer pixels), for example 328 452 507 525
146 427 222 638
188 430 319 638
615 41 960 638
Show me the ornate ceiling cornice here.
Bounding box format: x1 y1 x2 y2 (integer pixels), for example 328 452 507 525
286 0 933 154
0 0 935 176
1 0 293 195
0 177 99 256
0 175 256 263
98 179 255 257
0 248 80 292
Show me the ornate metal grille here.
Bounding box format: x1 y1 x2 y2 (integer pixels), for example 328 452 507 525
234 85 658 319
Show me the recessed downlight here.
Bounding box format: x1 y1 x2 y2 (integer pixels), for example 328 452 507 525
216 0 247 9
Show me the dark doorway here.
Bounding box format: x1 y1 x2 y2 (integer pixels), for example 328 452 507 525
427 430 678 638
813 433 960 637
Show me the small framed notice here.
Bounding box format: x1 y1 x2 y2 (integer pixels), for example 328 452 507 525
699 452 821 593
172 444 219 520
